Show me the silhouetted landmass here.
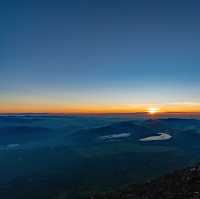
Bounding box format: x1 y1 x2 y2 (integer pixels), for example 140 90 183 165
94 164 200 199
0 117 200 199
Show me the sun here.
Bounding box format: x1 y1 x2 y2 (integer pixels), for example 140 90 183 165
147 107 159 114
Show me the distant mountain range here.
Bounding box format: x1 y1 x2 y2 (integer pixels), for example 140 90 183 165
1 117 200 199
70 118 200 148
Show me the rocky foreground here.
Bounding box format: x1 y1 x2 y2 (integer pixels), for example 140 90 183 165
93 164 200 199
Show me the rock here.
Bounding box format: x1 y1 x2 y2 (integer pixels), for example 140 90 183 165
94 164 200 199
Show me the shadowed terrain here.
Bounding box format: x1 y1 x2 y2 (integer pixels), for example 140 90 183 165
0 116 200 199
94 164 200 199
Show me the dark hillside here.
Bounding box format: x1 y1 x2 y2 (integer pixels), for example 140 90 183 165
94 164 200 199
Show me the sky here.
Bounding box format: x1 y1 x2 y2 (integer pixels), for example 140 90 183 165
1 0 200 113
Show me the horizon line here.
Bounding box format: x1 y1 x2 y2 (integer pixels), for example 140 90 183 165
1 111 200 115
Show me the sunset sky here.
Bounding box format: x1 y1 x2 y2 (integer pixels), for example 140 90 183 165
1 0 200 114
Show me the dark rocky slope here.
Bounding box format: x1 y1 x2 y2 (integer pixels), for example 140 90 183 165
94 164 200 199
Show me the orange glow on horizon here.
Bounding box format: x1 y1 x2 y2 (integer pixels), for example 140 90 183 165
1 102 200 114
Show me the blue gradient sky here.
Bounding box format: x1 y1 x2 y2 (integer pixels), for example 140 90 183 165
1 0 200 113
